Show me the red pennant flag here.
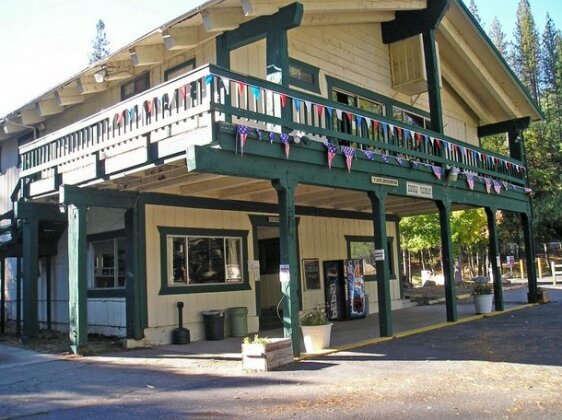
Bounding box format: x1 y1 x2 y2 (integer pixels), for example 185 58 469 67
373 120 379 130
395 127 402 137
237 82 245 96
415 132 422 143
316 104 324 118
179 85 187 100
146 99 154 114
280 94 287 108
344 112 353 123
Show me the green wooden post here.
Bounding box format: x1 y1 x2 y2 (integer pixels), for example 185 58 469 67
485 207 504 311
16 257 21 336
0 257 5 334
272 176 301 356
125 206 144 340
46 256 52 330
521 212 538 303
68 205 88 354
422 29 444 134
437 200 457 322
368 190 393 337
22 218 39 340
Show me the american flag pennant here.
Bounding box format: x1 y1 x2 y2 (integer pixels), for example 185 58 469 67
410 160 419 169
362 149 376 160
335 109 343 120
316 104 324 118
341 145 355 172
254 128 263 140
280 94 287 108
236 125 249 155
381 154 390 164
250 86 260 100
395 127 403 137
493 180 501 194
326 143 338 168
432 165 443 180
269 131 276 144
485 178 492 194
280 133 290 159
466 174 475 190
294 99 302 112
219 77 230 94
395 156 407 166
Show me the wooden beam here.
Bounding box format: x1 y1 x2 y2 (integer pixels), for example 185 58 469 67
19 109 45 125
130 44 164 66
55 85 85 106
303 0 426 12
36 98 63 117
3 119 29 134
14 200 66 222
241 0 279 17
202 8 246 32
302 11 395 25
477 117 531 138
60 185 137 209
382 0 450 44
163 27 199 50
77 75 108 94
179 176 261 195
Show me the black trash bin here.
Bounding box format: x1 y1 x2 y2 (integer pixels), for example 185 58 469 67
202 310 225 340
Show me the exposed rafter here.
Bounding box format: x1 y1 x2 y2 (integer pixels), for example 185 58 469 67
302 11 395 25
36 98 63 117
77 75 108 94
201 8 246 32
162 27 199 50
130 44 164 66
55 84 85 106
19 109 45 125
241 0 280 17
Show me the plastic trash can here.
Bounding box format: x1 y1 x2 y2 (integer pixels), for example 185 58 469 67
202 310 225 340
227 307 248 337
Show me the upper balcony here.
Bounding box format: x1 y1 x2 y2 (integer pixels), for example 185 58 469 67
19 64 529 201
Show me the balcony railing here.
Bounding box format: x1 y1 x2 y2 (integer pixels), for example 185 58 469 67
20 64 527 193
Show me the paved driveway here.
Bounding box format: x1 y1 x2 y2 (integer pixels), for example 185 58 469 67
1 289 561 419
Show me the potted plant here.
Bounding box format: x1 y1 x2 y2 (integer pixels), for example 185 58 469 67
241 335 293 371
472 282 494 314
300 305 332 353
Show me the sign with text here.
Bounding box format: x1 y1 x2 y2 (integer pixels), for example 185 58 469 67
371 176 399 187
406 182 433 199
279 264 290 283
374 249 385 261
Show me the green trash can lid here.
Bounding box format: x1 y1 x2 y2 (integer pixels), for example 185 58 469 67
202 310 224 316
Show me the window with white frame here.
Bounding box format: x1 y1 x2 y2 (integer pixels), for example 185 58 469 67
167 234 243 285
89 236 126 289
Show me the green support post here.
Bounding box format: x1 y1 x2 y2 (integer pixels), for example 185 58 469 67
46 256 52 330
0 257 5 334
125 206 144 340
16 257 21 336
68 205 88 354
22 218 39 340
422 29 444 134
272 176 301 356
368 190 393 337
485 208 504 311
437 200 457 322
522 212 538 303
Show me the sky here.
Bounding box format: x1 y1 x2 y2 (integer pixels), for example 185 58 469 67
0 0 561 117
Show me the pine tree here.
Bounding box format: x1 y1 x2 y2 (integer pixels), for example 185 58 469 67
489 17 509 57
513 0 541 105
468 0 482 25
541 14 560 93
88 19 110 65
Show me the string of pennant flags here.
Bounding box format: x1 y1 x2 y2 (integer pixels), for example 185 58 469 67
107 72 529 195
235 123 532 195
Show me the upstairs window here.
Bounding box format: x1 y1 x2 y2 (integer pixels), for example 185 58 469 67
393 107 430 130
121 72 150 100
164 59 195 81
288 58 320 93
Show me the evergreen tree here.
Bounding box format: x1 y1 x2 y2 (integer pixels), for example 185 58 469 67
468 0 482 25
541 14 560 93
489 16 509 58
513 0 541 105
88 19 110 65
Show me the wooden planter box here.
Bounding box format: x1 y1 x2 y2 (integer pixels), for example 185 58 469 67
242 338 293 371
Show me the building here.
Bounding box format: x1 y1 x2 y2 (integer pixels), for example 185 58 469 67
0 0 541 356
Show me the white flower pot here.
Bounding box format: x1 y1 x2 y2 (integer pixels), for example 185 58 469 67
301 324 333 353
474 294 494 314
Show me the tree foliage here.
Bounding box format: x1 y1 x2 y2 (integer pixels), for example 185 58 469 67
88 19 110 65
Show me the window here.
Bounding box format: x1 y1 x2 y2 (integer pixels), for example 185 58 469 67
288 58 321 93
89 235 126 289
164 229 246 287
393 107 430 129
164 59 195 81
120 72 150 100
346 235 395 280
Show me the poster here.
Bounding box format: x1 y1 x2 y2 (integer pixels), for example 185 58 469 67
302 258 320 290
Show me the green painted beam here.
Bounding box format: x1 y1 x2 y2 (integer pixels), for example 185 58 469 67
381 0 451 44
423 29 444 134
0 258 5 334
22 219 39 340
437 200 457 322
477 117 530 138
368 190 393 337
272 176 301 356
46 256 52 330
68 205 89 354
60 185 138 209
485 207 504 311
522 212 538 303
16 258 21 336
14 200 65 222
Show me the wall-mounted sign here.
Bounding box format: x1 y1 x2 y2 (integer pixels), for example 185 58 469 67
279 264 290 283
371 176 399 187
302 259 321 290
406 182 433 199
268 216 280 223
374 249 385 261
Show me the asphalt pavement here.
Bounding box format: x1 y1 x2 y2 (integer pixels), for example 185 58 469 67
1 287 561 419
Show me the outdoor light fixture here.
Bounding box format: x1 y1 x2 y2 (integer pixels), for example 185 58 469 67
94 68 107 83
93 66 132 83
446 166 460 183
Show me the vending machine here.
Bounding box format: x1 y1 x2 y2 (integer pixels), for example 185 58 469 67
323 259 367 321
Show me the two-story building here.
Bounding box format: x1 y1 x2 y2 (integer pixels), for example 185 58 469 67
0 0 541 355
